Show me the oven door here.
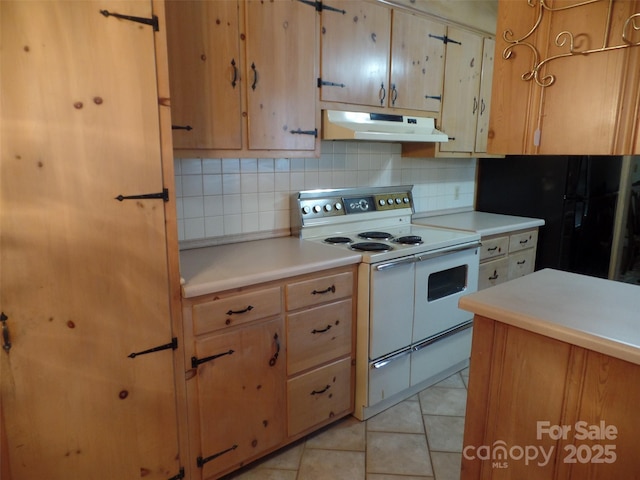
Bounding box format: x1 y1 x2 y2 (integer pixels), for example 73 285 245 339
369 256 416 360
412 242 480 342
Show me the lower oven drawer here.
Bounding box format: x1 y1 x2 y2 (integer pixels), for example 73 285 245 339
368 349 411 406
410 323 472 386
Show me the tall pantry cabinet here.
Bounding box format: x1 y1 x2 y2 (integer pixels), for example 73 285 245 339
0 1 185 479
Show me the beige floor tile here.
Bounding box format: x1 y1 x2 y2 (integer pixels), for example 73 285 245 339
433 373 466 389
423 415 465 453
305 416 366 451
298 449 365 480
227 468 298 480
250 441 304 470
430 451 463 480
366 432 433 477
419 387 467 416
366 400 424 434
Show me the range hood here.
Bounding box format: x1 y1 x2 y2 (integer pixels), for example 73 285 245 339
322 110 448 143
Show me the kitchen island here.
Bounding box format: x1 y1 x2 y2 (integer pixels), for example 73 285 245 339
459 269 640 479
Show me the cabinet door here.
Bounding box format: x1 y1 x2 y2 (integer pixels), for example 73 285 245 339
439 27 483 153
193 317 286 478
165 0 242 149
474 38 495 153
245 0 317 150
389 10 445 112
320 0 391 107
1 2 180 478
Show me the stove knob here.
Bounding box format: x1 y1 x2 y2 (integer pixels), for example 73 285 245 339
379 199 386 207
313 205 322 213
403 197 410 203
335 202 342 211
395 198 402 204
302 206 311 214
324 204 333 212
387 198 394 205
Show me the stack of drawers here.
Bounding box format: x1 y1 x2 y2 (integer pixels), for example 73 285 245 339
478 228 538 290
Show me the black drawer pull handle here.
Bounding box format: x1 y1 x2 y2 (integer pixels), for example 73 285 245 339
312 285 335 295
312 325 332 334
487 246 498 252
226 305 253 315
488 270 499 280
311 385 331 395
269 333 280 367
231 58 238 88
519 239 529 245
517 260 526 265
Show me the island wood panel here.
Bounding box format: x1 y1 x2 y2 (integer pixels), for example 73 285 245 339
463 314 640 479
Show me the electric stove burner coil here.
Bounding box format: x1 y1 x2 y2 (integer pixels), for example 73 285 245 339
324 236 352 244
358 231 393 240
349 242 393 252
393 235 424 245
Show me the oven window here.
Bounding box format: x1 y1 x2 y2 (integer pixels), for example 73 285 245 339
427 265 468 301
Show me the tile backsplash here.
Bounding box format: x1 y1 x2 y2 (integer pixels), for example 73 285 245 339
174 141 476 245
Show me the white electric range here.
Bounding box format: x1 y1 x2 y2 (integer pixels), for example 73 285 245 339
292 186 481 419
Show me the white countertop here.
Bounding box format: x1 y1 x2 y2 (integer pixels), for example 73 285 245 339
413 211 545 237
459 269 640 365
180 236 361 298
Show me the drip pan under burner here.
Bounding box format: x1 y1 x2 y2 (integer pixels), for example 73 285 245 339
324 236 352 245
349 242 393 252
393 235 424 245
358 231 393 240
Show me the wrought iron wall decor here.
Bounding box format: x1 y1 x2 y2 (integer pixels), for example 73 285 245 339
502 0 640 87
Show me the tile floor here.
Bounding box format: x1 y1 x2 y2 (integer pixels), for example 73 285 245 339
223 367 469 480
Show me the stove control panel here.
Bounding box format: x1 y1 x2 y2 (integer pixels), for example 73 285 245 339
299 190 413 220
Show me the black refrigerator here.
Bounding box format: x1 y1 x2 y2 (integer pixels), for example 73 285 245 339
476 155 623 279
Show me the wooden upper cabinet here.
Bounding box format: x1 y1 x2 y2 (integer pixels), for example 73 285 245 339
165 0 318 156
390 10 446 113
165 0 242 150
439 27 484 153
245 0 317 151
488 0 640 155
320 1 391 107
475 38 495 153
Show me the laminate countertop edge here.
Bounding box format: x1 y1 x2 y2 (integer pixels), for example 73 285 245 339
179 236 362 298
459 269 640 366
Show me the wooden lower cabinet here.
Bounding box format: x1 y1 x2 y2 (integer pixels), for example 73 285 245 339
182 265 356 479
478 228 538 290
462 316 640 479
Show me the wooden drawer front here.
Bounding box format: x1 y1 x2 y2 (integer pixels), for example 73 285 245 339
508 249 536 279
285 271 353 311
509 229 538 253
479 236 508 262
478 257 510 290
287 357 352 436
192 286 282 335
287 299 353 375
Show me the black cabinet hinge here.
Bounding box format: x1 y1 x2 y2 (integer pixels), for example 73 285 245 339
318 78 346 88
167 467 185 480
172 125 193 131
128 337 178 358
297 0 345 14
290 128 318 137
1 312 11 352
428 33 462 45
115 188 169 202
197 445 238 468
99 9 159 31
191 349 234 368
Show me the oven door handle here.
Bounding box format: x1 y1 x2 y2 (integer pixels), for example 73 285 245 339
413 320 473 352
371 347 413 369
416 240 481 262
375 256 416 271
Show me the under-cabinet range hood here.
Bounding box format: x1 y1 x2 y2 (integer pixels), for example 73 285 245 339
322 110 449 143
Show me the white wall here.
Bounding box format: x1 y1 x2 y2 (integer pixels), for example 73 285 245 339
174 141 476 245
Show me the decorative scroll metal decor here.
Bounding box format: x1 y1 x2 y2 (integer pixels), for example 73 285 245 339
502 0 640 87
